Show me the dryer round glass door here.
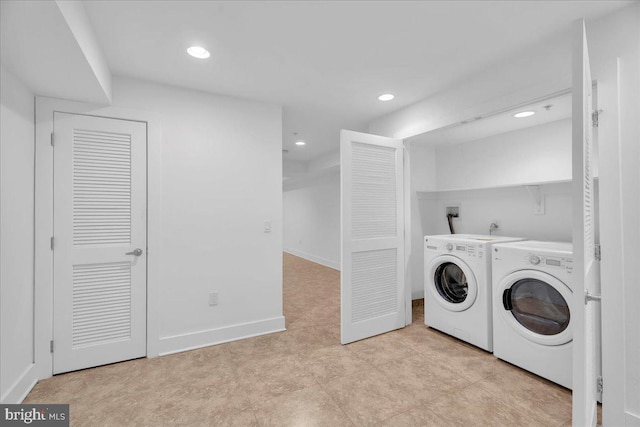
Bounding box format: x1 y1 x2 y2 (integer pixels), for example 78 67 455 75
497 270 572 346
510 278 570 335
427 255 477 312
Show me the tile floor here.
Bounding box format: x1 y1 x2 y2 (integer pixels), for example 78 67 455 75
24 253 575 426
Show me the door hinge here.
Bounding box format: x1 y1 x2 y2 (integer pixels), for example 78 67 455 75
50 340 54 353
592 109 602 128
597 376 603 394
50 236 54 250
585 290 602 304
50 132 54 146
595 244 601 261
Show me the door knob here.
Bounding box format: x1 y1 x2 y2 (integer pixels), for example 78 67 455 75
126 248 143 256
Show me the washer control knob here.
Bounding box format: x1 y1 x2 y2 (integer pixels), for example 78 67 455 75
446 243 454 251
529 255 541 265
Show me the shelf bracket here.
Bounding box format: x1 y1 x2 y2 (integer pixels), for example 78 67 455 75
525 185 545 215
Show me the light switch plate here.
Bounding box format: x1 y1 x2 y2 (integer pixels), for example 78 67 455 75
264 220 272 233
209 292 218 306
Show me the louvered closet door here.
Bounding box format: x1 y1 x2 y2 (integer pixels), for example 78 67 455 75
340 130 404 344
572 20 600 427
53 112 146 374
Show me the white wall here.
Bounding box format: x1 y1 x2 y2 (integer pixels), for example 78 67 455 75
434 119 572 191
406 144 435 299
110 76 284 353
283 170 340 270
1 66 37 402
420 183 573 240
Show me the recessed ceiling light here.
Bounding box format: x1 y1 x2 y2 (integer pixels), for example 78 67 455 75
295 141 306 146
187 46 210 59
514 111 535 118
378 93 395 101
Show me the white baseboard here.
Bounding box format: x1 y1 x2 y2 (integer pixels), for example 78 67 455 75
1 363 38 404
157 316 286 356
284 248 340 270
627 411 640 426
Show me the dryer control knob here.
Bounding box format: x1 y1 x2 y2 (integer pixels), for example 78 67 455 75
446 243 454 251
529 255 541 265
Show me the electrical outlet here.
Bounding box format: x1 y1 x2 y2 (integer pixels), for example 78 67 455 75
209 292 219 306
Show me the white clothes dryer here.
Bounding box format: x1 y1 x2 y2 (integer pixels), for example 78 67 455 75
492 240 573 389
424 234 525 352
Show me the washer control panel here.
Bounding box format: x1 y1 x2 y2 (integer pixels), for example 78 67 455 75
424 238 484 259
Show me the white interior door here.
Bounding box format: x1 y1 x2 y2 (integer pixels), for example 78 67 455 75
572 20 600 427
340 130 405 344
53 112 147 374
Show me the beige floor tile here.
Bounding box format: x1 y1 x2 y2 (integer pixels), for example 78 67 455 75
72 392 165 427
429 383 547 427
253 383 354 426
558 403 602 427
325 322 341 340
276 325 339 353
225 330 290 363
23 371 89 404
301 345 376 384
424 340 501 383
161 374 251 417
377 353 472 405
477 362 572 425
377 405 453 427
321 368 420 426
396 323 458 354
159 346 238 385
239 353 317 405
206 409 260 427
347 331 419 367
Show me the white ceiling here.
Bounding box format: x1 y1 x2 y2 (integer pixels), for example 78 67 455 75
83 0 631 161
408 91 572 147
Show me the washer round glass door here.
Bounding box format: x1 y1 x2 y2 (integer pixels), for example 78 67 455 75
497 270 572 346
427 255 477 312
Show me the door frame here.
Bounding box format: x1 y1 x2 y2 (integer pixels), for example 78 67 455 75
597 58 627 426
402 143 412 325
34 96 162 381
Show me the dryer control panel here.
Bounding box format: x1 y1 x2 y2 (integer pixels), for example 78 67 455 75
525 253 573 272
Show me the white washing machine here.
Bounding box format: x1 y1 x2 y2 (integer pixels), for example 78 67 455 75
492 241 573 389
424 234 526 352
